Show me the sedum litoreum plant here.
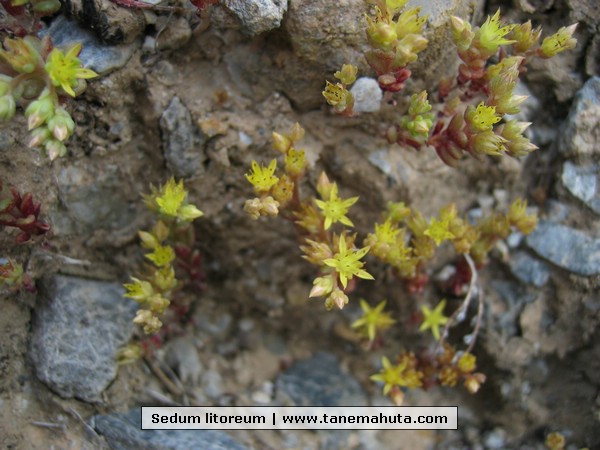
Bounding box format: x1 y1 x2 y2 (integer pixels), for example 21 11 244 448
245 123 374 310
1 1 97 160
121 178 204 361
319 5 575 402
245 123 538 403
324 4 577 166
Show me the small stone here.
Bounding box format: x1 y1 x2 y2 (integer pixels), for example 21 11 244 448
93 409 248 450
368 150 392 176
250 381 274 404
202 369 224 400
222 0 287 35
561 161 600 214
30 275 137 402
526 221 600 276
559 76 600 159
509 251 551 287
163 337 203 386
275 352 367 406
483 427 506 449
350 78 383 113
43 16 139 74
506 231 524 248
160 96 205 178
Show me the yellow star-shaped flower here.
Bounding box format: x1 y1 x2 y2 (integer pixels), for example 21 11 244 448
246 159 279 194
352 299 395 341
370 356 406 395
424 217 455 246
476 9 515 52
45 43 97 97
323 235 373 289
315 183 358 230
419 299 449 340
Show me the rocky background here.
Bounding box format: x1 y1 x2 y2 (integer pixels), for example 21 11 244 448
1 0 599 448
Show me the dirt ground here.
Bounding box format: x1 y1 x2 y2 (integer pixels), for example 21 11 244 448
1 0 599 449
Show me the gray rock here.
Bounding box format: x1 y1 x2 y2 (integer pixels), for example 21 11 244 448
526 221 600 276
54 1 145 45
544 200 571 223
43 16 139 74
559 76 600 159
223 0 287 35
509 251 551 287
160 97 204 178
30 275 137 402
561 161 600 214
93 409 247 450
275 352 367 406
52 164 136 234
350 78 383 113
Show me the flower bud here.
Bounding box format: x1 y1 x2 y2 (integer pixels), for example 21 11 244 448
260 196 279 216
44 139 67 161
366 18 398 49
271 131 291 153
540 23 577 58
0 75 12 97
178 204 204 222
134 309 162 334
334 64 358 85
470 130 506 156
316 172 333 200
0 95 16 121
271 174 294 206
116 344 143 365
138 230 160 249
510 21 541 53
329 287 349 310
464 372 486 394
244 198 262 219
28 126 51 147
450 16 474 51
309 276 334 298
288 122 305 142
147 294 170 314
152 220 170 242
25 89 54 129
47 107 75 141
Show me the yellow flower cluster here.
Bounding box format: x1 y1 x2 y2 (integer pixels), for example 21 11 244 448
372 344 486 405
245 124 374 310
244 123 308 218
366 200 537 283
0 36 97 160
365 0 428 68
125 178 203 335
